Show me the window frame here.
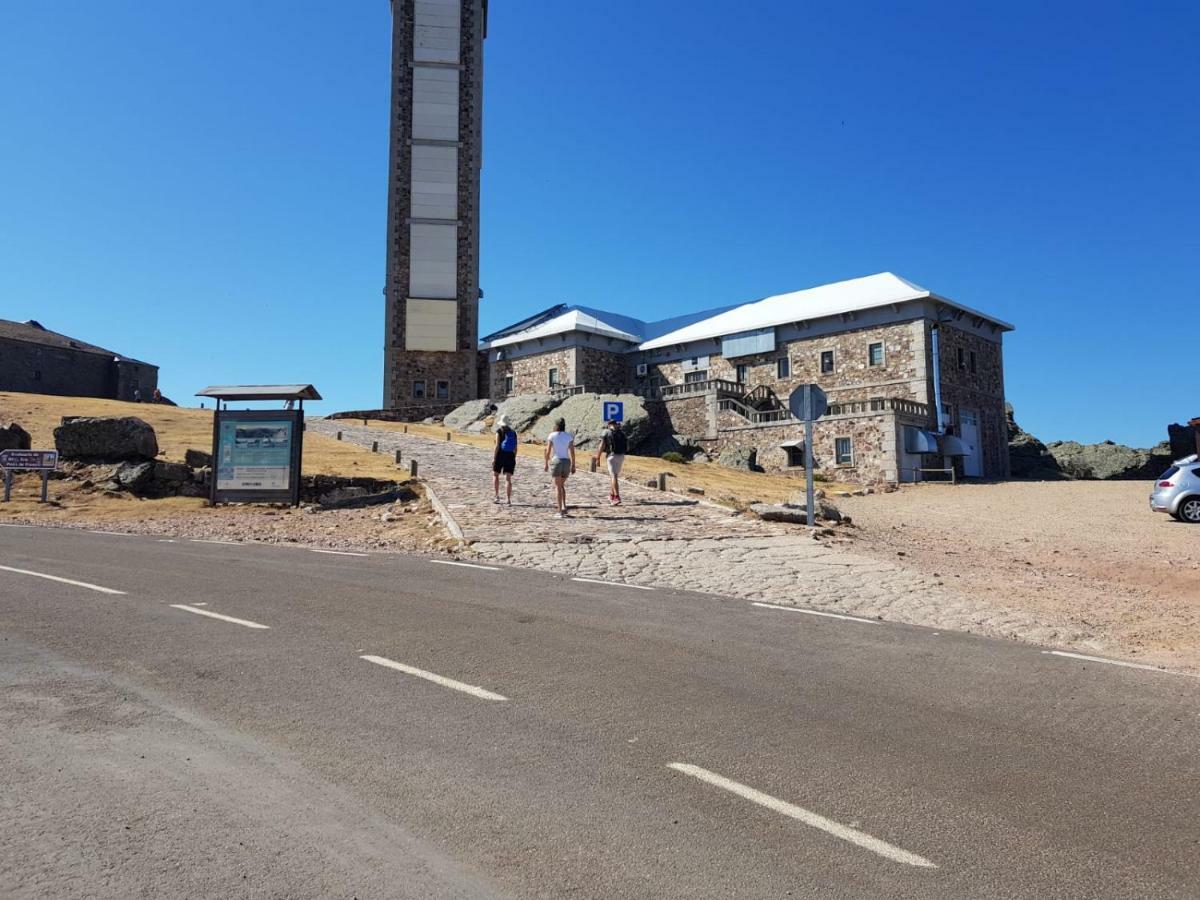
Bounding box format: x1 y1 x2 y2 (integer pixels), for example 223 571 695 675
835 437 854 466
548 367 559 387
684 370 708 385
435 379 450 400
969 350 977 374
785 446 804 468
777 356 790 379
412 379 427 400
868 342 885 367
503 374 514 395
735 363 748 384
820 350 835 374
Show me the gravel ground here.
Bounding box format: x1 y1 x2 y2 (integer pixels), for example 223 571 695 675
836 481 1200 672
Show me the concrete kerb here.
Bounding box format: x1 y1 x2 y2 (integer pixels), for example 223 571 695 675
422 480 466 544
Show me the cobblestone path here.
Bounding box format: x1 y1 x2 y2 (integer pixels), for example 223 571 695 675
311 422 1079 646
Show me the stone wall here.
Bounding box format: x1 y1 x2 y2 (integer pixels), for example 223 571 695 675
934 324 1008 478
574 346 630 391
489 347 575 398
0 338 158 402
649 395 713 441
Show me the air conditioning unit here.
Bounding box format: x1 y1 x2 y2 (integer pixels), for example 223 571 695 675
636 363 648 376
495 349 505 360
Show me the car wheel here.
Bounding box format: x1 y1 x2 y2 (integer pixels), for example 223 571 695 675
1178 497 1200 524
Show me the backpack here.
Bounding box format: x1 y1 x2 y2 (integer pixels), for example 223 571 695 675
609 428 628 455
498 427 518 452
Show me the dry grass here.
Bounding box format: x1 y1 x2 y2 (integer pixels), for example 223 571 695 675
362 419 856 505
0 392 409 523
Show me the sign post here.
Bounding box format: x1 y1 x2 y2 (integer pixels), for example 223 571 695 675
787 385 829 526
0 449 60 503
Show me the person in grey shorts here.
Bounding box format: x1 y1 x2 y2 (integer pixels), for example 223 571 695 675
543 417 576 518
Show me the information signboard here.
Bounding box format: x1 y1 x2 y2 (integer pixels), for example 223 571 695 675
211 410 303 505
0 449 59 503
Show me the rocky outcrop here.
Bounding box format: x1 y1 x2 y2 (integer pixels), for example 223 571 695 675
750 499 843 524
1006 405 1063 479
184 448 213 468
1046 440 1173 481
0 423 32 452
443 399 495 431
1168 421 1199 460
529 393 651 451
496 394 562 434
54 416 159 461
717 446 759 472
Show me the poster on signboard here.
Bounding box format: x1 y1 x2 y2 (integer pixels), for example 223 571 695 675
216 419 295 491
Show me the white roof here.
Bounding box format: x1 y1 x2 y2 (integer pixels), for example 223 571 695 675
481 308 641 349
638 272 1012 350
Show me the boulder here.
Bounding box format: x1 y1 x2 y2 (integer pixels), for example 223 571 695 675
497 394 562 433
1168 422 1199 461
444 399 494 431
318 486 369 506
153 461 191 484
529 393 651 451
717 447 759 471
753 498 843 523
185 448 213 468
1047 440 1171 480
115 460 155 490
54 416 158 461
1006 404 1064 479
0 423 32 451
787 489 826 505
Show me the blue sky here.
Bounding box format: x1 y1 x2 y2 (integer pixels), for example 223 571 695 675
1 1 1196 445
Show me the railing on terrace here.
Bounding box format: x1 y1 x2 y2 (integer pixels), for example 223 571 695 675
548 384 588 399
655 378 745 400
717 397 792 424
825 397 931 418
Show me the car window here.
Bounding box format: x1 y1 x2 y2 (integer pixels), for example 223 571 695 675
1192 468 1200 478
1159 466 1179 480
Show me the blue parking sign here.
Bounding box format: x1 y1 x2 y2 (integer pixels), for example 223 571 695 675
602 400 623 422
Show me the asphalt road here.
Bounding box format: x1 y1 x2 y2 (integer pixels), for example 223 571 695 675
1 524 1198 899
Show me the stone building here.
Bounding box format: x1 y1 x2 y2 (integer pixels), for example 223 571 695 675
0 318 158 402
479 273 1014 482
382 0 488 420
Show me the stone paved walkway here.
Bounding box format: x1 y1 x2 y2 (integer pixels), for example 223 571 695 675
310 422 1082 646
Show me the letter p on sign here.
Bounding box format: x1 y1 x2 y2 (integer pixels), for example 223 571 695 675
603 401 623 423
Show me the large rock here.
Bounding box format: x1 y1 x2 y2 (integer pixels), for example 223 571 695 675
751 499 843 524
54 417 158 461
444 399 494 431
0 423 32 451
529 393 651 451
185 448 213 468
1047 440 1171 480
497 394 562 433
717 446 759 471
1168 422 1199 460
115 460 155 490
1006 404 1064 479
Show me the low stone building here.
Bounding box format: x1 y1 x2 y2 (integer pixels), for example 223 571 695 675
0 319 158 402
479 274 1013 482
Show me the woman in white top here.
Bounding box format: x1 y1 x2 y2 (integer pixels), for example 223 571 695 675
543 417 576 518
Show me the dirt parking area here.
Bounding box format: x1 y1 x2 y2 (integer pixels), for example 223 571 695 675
837 481 1200 672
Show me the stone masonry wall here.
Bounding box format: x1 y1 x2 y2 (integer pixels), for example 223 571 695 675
934 324 1008 478
0 338 158 402
490 347 576 398
574 346 630 391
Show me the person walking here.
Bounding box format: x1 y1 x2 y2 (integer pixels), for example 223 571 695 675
543 417 576 518
492 414 518 504
593 419 627 506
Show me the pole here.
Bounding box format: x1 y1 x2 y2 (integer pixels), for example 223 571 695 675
2 470 11 503
40 470 49 502
803 384 816 527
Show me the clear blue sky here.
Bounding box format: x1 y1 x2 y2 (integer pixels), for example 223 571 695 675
1 2 1196 445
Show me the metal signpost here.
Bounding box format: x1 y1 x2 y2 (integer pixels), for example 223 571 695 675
787 384 829 526
0 449 60 503
602 400 624 423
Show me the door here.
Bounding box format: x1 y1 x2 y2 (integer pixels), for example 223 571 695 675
959 409 983 477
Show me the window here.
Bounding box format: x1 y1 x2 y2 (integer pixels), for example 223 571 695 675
820 350 835 374
735 363 748 384
548 367 559 387
868 342 885 367
504 374 514 395
957 347 965 369
435 380 450 400
684 370 707 384
969 350 977 374
785 446 804 467
412 380 426 400
835 437 854 465
777 357 790 379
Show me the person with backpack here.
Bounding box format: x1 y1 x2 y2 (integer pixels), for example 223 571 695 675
543 417 576 518
594 419 627 506
492 414 518 505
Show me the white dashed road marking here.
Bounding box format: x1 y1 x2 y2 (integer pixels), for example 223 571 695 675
190 539 243 546
572 577 653 591
1042 650 1200 678
87 530 136 537
308 548 370 557
751 601 878 624
170 604 270 629
360 654 508 701
429 559 500 572
0 564 127 596
668 763 937 869
0 523 33 528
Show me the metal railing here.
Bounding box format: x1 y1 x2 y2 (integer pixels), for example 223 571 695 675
717 397 793 424
825 397 931 418
655 378 745 400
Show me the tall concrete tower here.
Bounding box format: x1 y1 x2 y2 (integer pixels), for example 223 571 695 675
383 0 487 413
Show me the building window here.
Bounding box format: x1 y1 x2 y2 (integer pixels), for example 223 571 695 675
435 380 450 400
548 367 559 387
820 350 835 374
785 446 804 467
735 363 748 384
412 380 426 400
777 357 790 379
684 370 707 384
835 437 854 465
969 350 977 374
868 342 885 367
504 374 514 395
957 347 965 369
